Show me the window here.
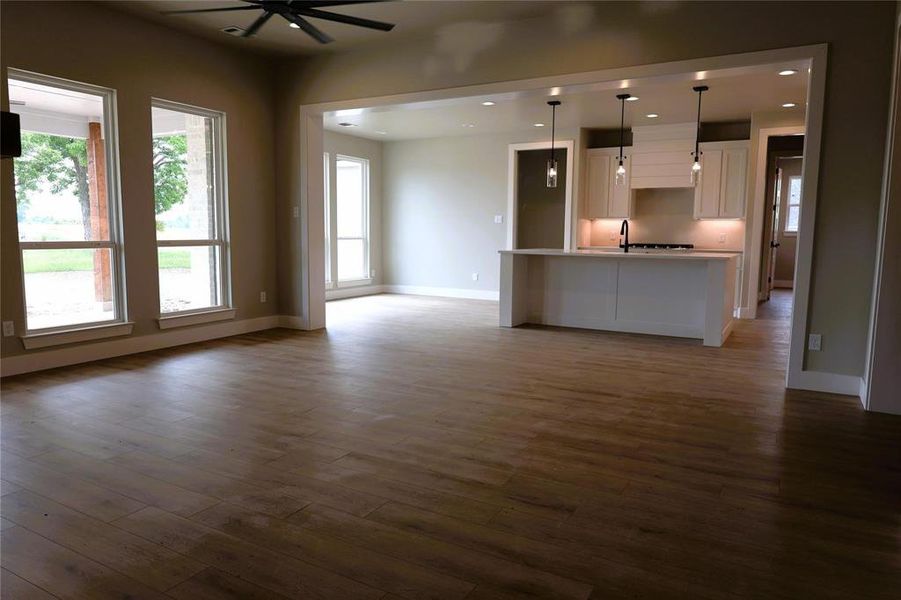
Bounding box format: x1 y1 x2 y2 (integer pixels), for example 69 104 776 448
784 175 802 233
325 154 370 286
151 100 229 316
9 70 125 332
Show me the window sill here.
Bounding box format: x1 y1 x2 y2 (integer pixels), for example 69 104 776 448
22 322 135 350
157 308 236 330
336 278 373 289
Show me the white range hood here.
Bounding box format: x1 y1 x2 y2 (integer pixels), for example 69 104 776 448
630 122 697 189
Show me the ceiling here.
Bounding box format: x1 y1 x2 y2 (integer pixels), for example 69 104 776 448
112 0 566 56
8 79 104 118
323 62 810 141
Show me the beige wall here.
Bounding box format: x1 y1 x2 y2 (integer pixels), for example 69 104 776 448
1 1 278 358
275 1 895 378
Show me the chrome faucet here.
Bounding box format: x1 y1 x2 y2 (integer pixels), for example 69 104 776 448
619 219 630 253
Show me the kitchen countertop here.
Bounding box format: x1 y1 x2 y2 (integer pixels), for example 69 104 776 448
499 248 741 260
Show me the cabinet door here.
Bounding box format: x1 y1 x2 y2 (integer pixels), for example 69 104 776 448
720 147 748 218
585 153 611 218
607 154 632 218
694 149 723 219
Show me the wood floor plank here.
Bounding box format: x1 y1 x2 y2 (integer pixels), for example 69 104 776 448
191 501 476 599
31 449 218 517
1 451 147 522
113 506 385 600
1 292 898 599
2 489 205 592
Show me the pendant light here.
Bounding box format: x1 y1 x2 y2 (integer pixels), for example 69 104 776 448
691 85 708 185
615 93 631 185
546 100 561 188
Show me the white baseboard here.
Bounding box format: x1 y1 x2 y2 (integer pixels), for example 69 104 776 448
736 307 755 319
326 285 386 301
1 315 281 378
773 280 794 289
383 284 499 301
788 369 863 398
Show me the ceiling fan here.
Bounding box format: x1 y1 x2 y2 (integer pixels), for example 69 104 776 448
162 0 396 44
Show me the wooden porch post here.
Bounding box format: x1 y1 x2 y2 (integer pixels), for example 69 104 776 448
87 121 112 308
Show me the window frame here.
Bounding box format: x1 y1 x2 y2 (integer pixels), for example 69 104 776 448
783 174 802 236
333 154 370 286
10 68 128 336
323 151 332 289
151 98 231 319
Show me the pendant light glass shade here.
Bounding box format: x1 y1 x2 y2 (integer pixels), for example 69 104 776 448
546 158 558 188
546 100 561 188
615 94 630 186
691 85 708 185
616 161 626 185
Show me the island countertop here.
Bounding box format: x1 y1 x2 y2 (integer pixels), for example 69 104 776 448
499 248 741 261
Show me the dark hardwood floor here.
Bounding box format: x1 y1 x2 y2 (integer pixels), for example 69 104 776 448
2 291 899 599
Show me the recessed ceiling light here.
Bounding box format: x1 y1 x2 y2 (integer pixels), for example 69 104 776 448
462 123 475 128
778 69 797 76
782 103 797 108
481 101 496 106
375 130 387 135
338 122 358 127
646 113 659 118
289 23 300 29
625 96 639 102
533 123 545 127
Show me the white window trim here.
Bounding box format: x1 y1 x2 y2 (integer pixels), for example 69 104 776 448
158 307 236 330
783 175 802 236
9 68 129 339
334 154 371 283
324 151 332 287
21 322 134 350
152 98 232 318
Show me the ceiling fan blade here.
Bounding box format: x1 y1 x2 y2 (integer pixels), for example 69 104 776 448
289 1 390 6
161 6 260 15
281 13 334 44
293 7 395 31
242 11 275 37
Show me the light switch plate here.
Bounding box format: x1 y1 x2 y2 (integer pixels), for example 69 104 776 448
2 321 14 337
808 333 822 351
471 272 479 281
494 214 504 224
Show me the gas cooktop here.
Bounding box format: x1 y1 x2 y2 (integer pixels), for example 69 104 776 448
627 243 694 250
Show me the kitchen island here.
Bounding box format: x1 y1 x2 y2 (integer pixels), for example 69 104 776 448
499 249 740 346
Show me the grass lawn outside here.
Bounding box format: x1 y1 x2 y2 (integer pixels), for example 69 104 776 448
23 249 190 273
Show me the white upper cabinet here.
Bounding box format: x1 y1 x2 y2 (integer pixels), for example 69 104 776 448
584 147 634 219
693 140 749 219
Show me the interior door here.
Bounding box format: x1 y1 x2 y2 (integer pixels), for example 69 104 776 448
764 165 783 301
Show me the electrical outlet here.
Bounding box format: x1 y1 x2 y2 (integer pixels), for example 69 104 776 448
259 291 267 303
292 206 299 218
2 321 14 337
370 269 376 278
718 233 727 244
472 272 479 282
808 333 822 351
494 214 504 224
608 231 617 241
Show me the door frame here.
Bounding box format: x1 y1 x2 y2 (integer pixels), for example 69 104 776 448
506 140 575 251
295 44 830 395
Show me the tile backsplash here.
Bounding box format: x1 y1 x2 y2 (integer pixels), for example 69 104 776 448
588 187 745 250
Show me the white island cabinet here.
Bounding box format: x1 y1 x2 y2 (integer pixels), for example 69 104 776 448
499 249 740 347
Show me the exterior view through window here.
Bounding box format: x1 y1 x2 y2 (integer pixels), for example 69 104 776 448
784 175 802 233
151 101 229 314
324 154 370 285
9 73 124 331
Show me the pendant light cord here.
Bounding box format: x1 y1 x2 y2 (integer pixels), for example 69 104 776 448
694 88 703 160
550 103 556 162
619 97 625 162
